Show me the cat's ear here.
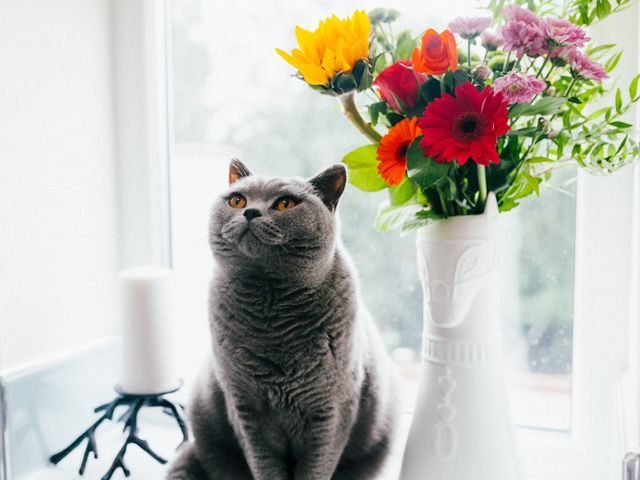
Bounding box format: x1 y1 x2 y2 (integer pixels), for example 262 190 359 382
229 158 252 185
309 164 347 211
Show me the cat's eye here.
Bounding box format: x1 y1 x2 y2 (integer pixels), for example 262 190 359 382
228 194 247 209
274 197 297 212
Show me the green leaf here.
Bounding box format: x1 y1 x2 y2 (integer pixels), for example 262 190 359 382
587 43 616 56
507 126 538 137
528 156 555 163
368 101 387 126
616 134 629 154
605 50 622 73
610 120 632 128
508 97 567 118
401 209 440 232
615 88 623 113
406 138 451 191
568 96 582 104
588 106 612 120
341 145 387 192
630 73 640 100
419 77 441 103
522 172 541 196
388 177 415 205
452 69 471 86
374 201 422 232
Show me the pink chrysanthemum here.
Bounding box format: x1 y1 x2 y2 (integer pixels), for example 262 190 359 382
448 16 492 40
493 72 547 104
502 5 542 23
566 49 608 81
480 30 505 51
499 6 547 57
544 18 590 56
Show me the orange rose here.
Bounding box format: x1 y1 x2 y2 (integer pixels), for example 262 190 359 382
412 29 458 75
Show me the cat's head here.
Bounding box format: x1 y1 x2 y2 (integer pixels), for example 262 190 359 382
209 159 347 272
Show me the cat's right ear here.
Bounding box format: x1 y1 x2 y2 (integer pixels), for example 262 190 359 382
309 164 347 212
229 158 252 185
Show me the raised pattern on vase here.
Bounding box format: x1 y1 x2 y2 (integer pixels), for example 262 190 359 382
422 336 491 366
417 239 496 328
432 366 458 461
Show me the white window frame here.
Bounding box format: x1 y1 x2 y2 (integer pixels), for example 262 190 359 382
121 1 640 478
112 0 173 269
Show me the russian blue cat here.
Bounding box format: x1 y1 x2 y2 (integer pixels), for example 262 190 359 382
166 160 398 480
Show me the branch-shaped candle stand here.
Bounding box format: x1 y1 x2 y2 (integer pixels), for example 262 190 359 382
49 385 188 480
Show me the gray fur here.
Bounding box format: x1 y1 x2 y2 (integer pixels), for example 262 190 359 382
167 161 398 480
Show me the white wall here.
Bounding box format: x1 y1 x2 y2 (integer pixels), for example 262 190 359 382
0 1 119 372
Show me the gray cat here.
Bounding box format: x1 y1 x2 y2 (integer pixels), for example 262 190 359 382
166 160 398 480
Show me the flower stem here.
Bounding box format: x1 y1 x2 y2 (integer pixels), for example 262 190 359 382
477 164 488 211
564 76 577 98
339 92 383 144
468 40 472 70
438 189 450 216
536 48 554 78
502 51 512 72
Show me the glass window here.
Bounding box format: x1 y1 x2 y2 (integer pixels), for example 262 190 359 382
170 0 576 433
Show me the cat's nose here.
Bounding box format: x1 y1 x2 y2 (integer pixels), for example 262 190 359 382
243 208 262 221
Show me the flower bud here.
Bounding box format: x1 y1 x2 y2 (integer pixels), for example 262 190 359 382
474 64 492 82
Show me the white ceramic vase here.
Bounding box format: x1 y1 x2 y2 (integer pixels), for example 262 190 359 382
399 193 523 480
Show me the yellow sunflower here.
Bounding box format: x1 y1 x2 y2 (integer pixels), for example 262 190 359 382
276 10 371 87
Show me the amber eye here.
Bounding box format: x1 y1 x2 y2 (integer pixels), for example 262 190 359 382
228 194 247 209
274 197 297 212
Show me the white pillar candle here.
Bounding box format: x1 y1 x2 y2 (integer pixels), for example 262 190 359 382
118 265 180 395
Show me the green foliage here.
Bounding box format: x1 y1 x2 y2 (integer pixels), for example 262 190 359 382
341 145 387 192
508 97 567 117
368 101 388 126
374 201 423 232
406 139 451 191
395 30 417 60
388 177 416 205
566 0 634 25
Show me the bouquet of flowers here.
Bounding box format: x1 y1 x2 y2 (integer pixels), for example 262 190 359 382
276 1 640 231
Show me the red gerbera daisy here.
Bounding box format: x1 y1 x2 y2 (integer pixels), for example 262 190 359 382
377 117 422 186
418 82 509 166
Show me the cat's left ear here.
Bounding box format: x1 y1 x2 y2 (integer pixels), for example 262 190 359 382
309 164 347 212
229 158 252 185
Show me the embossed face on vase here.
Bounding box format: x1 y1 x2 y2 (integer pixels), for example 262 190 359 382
417 199 498 328
209 159 346 272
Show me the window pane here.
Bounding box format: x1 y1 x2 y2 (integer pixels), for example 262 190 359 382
170 0 576 432
502 170 576 431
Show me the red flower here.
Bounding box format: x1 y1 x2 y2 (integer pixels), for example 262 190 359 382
412 29 458 75
377 117 422 186
417 82 509 166
373 60 427 113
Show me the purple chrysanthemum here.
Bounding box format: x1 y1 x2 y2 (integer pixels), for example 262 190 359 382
499 6 547 57
493 72 547 103
566 49 608 81
480 30 505 51
448 16 492 40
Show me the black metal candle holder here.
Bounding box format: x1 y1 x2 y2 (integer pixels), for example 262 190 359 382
50 384 188 480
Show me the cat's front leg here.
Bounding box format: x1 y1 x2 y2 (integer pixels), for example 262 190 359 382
234 405 289 480
294 412 348 480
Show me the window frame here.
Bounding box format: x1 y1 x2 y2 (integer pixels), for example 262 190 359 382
127 1 640 478
113 0 173 269
517 166 640 480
